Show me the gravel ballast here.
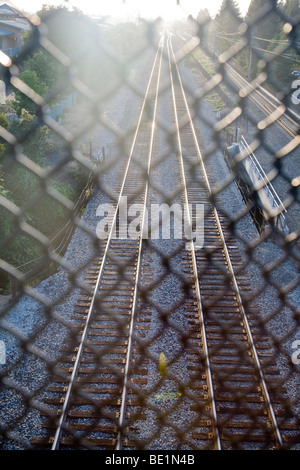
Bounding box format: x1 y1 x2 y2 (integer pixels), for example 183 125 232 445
0 53 153 449
179 59 300 423
0 38 299 450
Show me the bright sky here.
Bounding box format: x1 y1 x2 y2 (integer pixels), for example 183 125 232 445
6 0 252 20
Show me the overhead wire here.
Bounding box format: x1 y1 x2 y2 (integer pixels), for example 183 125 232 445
215 33 300 64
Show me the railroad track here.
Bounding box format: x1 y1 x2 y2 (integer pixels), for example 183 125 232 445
238 135 290 234
167 34 298 449
223 61 299 138
32 36 164 450
187 39 299 139
31 33 298 451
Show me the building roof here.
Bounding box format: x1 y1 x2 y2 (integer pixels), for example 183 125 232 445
0 26 12 36
0 3 20 15
0 3 31 33
0 19 31 31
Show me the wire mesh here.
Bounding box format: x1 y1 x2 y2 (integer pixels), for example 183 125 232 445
0 0 299 451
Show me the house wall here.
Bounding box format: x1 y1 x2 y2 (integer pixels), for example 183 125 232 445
0 4 31 56
2 34 19 49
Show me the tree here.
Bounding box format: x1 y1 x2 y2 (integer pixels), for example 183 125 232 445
246 0 282 46
283 0 300 42
0 113 9 129
2 109 73 240
187 14 197 35
215 0 242 30
0 112 9 151
8 109 52 166
214 0 243 53
23 48 66 106
246 1 288 84
24 49 62 90
35 5 104 87
282 0 300 19
12 69 48 116
246 0 281 37
194 9 211 47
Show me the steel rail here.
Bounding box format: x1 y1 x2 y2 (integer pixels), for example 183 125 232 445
202 43 298 137
224 62 299 137
169 35 284 450
50 42 163 450
116 34 165 450
167 33 221 451
240 135 287 219
227 60 300 123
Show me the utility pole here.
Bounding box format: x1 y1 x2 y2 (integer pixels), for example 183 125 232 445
248 34 253 81
213 30 217 62
248 30 255 82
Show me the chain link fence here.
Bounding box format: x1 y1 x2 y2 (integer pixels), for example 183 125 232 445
0 0 299 451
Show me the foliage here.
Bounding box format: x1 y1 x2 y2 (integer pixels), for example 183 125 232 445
284 0 300 19
0 143 5 160
0 113 9 149
105 22 148 59
245 0 298 86
0 6 112 292
35 5 105 87
24 49 60 89
0 108 75 292
101 21 149 86
0 113 9 129
215 0 242 53
0 101 15 115
12 69 48 116
23 48 66 106
197 9 211 24
207 0 299 88
67 162 91 200
14 6 91 115
8 109 52 166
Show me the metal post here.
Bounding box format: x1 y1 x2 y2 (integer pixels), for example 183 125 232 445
248 33 253 82
213 30 216 61
10 275 16 297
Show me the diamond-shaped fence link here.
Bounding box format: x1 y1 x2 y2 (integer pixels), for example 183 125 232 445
0 0 299 451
